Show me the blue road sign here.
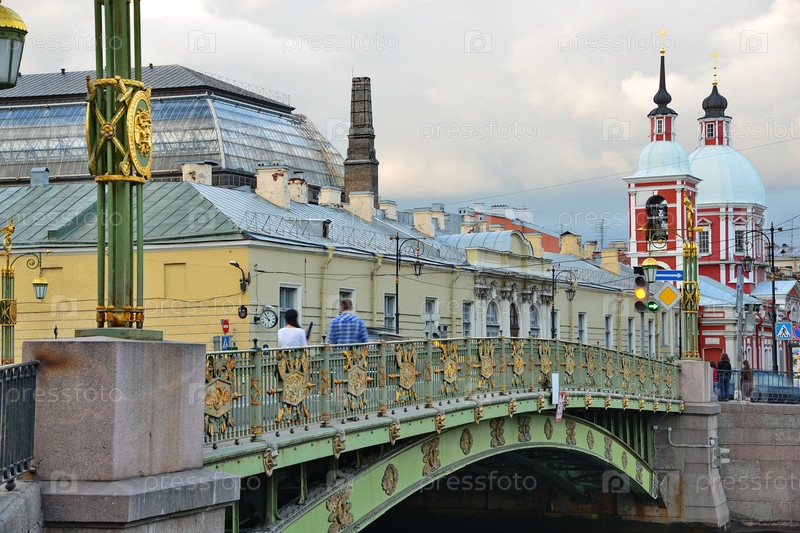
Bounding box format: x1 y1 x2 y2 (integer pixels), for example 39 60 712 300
655 269 684 281
221 335 232 349
775 322 792 341
793 323 800 340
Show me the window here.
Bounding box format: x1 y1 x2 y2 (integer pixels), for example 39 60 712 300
661 311 668 346
530 305 540 338
577 312 587 343
628 317 635 353
734 229 746 254
648 319 655 357
279 286 299 327
705 122 714 139
604 315 613 348
384 294 396 330
553 310 560 339
510 304 520 337
656 118 664 134
698 226 710 254
486 301 500 337
462 302 473 337
339 289 354 308
425 298 438 315
674 310 681 347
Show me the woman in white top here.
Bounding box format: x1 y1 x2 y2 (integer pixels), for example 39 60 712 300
277 309 307 348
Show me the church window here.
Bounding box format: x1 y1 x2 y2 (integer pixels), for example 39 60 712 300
698 227 710 255
734 229 746 254
645 195 669 246
656 119 664 135
705 122 715 139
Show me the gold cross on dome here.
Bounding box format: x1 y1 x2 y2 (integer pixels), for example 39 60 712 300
658 25 668 55
711 48 721 85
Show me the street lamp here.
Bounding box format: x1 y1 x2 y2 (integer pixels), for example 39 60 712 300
229 260 251 293
2 219 49 365
741 222 782 372
550 267 576 339
389 233 423 334
642 256 659 283
0 1 27 90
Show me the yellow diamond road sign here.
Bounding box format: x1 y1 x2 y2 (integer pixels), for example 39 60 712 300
656 284 680 309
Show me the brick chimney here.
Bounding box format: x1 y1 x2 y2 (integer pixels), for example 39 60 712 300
344 77 379 206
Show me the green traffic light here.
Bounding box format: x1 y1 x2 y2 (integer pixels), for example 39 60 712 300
647 300 659 312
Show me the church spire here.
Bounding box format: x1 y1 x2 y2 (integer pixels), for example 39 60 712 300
647 28 677 142
698 49 731 146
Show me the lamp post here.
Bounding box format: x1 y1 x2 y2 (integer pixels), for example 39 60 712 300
550 267 576 340
0 1 27 90
741 222 781 372
389 233 423 334
229 260 251 293
1 219 48 364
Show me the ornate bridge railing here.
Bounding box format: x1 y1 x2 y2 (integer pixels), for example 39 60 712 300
204 337 681 448
1 361 38 490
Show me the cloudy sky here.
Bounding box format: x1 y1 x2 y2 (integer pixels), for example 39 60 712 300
16 0 800 245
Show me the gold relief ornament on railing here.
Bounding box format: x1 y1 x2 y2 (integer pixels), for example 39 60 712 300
390 343 419 403
381 464 399 496
652 363 661 396
508 398 518 417
85 76 152 180
509 340 526 388
561 343 576 384
637 359 648 393
326 486 354 533
434 410 446 434
601 350 615 387
473 403 484 424
621 358 631 391
565 419 576 445
204 354 241 436
582 348 597 387
475 339 495 390
388 418 401 445
435 341 461 395
460 428 474 454
342 348 371 410
536 340 552 388
276 351 313 425
518 415 531 442
544 417 553 440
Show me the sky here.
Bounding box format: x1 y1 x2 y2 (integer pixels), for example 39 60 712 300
15 0 800 246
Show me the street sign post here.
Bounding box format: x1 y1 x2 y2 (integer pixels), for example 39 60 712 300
221 319 230 334
655 269 684 281
793 323 800 341
555 391 567 422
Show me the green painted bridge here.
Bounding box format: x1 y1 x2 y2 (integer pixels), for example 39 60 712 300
202 337 683 531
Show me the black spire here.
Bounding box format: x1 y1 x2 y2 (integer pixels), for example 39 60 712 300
648 53 676 117
701 84 729 119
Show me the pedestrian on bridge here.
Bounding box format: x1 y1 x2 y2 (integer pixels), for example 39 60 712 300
328 298 368 345
278 309 308 348
717 353 732 401
741 360 754 401
710 360 719 398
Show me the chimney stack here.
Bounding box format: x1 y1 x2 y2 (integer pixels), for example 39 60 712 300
344 77 379 207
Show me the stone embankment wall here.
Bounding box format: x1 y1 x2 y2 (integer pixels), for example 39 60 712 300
0 482 42 533
718 402 800 527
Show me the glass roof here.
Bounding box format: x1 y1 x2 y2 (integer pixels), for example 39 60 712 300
0 95 344 188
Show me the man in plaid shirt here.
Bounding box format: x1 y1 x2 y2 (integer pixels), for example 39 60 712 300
328 298 368 345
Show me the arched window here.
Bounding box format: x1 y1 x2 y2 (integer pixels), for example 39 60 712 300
530 305 540 338
646 195 669 247
510 304 519 337
486 301 500 337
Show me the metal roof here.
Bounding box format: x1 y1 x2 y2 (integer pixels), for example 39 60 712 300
1 64 292 111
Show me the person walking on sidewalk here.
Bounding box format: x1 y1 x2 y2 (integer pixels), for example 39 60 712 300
717 353 732 401
328 298 368 345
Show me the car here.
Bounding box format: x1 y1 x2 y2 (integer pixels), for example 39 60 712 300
750 370 800 404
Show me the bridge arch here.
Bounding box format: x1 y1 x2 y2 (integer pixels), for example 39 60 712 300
282 413 657 532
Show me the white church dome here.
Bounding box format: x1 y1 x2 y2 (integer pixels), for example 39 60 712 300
688 145 766 206
631 141 691 178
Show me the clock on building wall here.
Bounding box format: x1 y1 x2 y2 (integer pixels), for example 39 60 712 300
259 308 278 329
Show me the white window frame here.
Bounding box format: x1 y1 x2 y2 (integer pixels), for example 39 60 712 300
530 305 540 339
705 122 714 139
656 118 664 135
279 285 301 327
486 301 500 337
384 294 396 330
577 312 587 344
462 301 473 338
339 288 355 309
604 315 613 349
698 225 710 255
628 317 635 353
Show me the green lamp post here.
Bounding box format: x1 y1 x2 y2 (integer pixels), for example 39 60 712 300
0 0 26 89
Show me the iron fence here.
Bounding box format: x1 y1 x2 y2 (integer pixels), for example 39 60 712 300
716 369 800 403
204 337 681 448
0 361 38 490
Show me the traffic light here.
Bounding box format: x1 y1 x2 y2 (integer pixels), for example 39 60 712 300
713 446 730 467
634 275 648 313
647 300 659 312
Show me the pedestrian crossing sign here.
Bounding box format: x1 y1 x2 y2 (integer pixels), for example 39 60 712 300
775 322 792 341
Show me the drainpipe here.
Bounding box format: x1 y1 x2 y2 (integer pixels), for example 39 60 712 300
616 290 625 352
371 254 383 326
320 246 335 334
